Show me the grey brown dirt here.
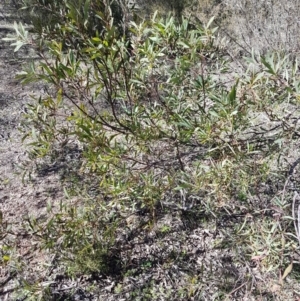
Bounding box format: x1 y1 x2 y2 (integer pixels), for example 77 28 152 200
0 2 67 299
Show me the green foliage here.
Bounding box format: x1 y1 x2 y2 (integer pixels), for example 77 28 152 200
3 0 300 298
18 0 126 45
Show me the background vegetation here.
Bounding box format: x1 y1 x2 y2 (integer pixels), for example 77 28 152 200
2 0 300 300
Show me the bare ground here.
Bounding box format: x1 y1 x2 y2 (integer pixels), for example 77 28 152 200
0 2 71 299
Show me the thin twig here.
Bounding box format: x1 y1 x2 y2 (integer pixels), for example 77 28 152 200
227 281 247 297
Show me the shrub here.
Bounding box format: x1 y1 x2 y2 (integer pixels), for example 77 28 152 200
4 0 300 298
17 0 127 43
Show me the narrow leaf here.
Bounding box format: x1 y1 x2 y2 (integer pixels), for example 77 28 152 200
281 262 293 282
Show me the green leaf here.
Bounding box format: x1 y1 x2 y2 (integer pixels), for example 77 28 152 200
209 110 219 118
92 37 101 43
3 255 10 262
261 56 275 75
84 0 90 20
228 82 237 104
12 40 24 52
177 41 190 49
2 36 17 41
78 124 92 138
